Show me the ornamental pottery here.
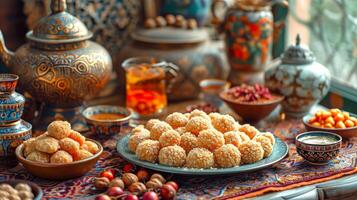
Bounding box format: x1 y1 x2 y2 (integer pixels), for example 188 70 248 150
212 0 288 85
264 35 331 117
0 74 25 124
117 28 229 101
0 0 112 128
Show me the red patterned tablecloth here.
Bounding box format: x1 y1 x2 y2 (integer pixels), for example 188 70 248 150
1 117 356 200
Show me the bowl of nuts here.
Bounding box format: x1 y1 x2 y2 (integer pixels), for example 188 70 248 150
303 109 357 138
0 180 43 200
220 84 284 121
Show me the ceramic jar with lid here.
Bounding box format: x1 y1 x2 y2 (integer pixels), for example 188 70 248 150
117 28 229 101
0 74 32 166
264 35 331 117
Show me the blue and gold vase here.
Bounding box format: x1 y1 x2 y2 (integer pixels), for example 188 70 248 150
0 74 32 166
264 35 331 117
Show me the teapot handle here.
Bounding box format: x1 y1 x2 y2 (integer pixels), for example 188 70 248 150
271 0 289 43
153 61 179 94
211 0 234 29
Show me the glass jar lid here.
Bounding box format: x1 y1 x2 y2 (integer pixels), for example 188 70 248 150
26 0 92 44
281 34 315 64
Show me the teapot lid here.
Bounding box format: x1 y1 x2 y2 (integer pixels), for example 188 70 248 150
281 34 315 64
26 0 92 44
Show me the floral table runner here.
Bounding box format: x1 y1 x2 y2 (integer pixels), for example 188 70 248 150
0 117 356 200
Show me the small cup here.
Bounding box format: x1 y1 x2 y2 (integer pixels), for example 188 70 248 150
295 131 342 165
199 79 230 108
82 105 132 137
0 74 19 94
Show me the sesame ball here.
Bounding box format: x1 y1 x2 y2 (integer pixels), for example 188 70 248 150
237 131 251 142
238 140 264 164
209 113 236 133
145 119 161 131
150 121 172 140
47 120 71 139
180 132 198 153
224 131 243 147
214 144 241 168
128 130 150 152
253 135 273 158
189 109 211 121
175 127 186 135
50 150 73 163
158 145 186 167
197 129 225 151
136 140 160 163
239 124 259 139
185 117 211 136
257 132 275 145
35 136 60 154
165 112 189 128
159 130 181 147
185 148 214 169
132 125 150 136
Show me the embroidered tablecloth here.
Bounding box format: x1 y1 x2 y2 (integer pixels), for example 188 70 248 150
0 117 356 200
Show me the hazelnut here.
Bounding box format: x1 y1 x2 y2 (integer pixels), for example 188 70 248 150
145 18 156 29
128 182 147 193
15 183 31 192
187 19 198 29
17 191 34 199
136 169 149 182
145 178 163 190
155 16 167 27
122 173 139 187
165 14 176 26
150 173 166 183
109 178 125 189
94 177 110 190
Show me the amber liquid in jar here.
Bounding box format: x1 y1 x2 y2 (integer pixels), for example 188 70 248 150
125 63 167 118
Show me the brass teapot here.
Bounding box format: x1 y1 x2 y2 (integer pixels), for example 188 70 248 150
0 0 112 109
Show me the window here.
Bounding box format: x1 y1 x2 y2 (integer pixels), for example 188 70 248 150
287 0 357 88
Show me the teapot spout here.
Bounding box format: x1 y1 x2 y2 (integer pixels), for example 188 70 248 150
0 31 15 68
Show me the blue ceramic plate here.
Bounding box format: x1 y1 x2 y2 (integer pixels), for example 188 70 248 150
117 135 288 175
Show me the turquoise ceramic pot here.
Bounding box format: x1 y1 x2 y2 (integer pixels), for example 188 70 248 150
265 35 331 117
0 120 32 165
161 0 212 26
0 74 25 124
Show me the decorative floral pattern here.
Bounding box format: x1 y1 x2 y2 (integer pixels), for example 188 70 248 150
224 10 273 72
0 118 356 199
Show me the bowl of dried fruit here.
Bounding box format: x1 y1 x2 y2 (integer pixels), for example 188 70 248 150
15 120 103 180
220 84 284 121
303 108 357 138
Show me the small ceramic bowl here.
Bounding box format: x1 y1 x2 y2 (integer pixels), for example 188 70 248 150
16 139 103 180
303 113 357 138
0 74 18 94
295 131 342 165
0 179 43 200
219 92 284 121
82 105 132 137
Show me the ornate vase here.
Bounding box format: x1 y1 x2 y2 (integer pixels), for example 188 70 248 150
0 74 32 166
0 0 112 130
161 0 212 26
264 35 331 117
116 28 229 101
212 0 288 85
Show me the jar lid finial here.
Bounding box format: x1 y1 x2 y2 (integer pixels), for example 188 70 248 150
296 34 301 46
51 0 67 13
